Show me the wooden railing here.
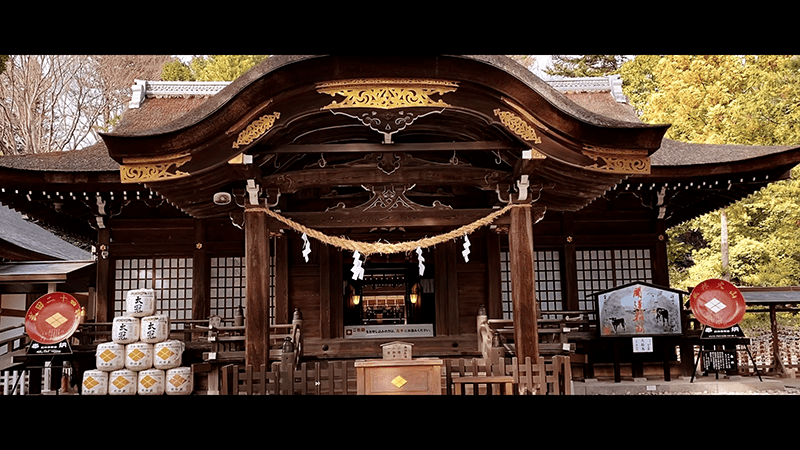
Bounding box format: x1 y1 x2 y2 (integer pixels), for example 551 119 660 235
217 355 571 395
477 306 594 361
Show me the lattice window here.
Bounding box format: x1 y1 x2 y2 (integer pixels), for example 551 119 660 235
210 256 245 323
536 250 563 317
576 248 652 314
500 251 513 320
209 237 276 325
500 250 563 320
114 257 193 328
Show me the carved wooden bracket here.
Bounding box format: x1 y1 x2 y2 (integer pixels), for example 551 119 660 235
326 185 453 214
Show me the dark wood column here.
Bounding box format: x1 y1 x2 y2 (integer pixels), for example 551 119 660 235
96 227 110 322
509 203 539 361
192 219 209 321
245 205 270 368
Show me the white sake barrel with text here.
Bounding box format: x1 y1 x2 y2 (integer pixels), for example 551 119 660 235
165 367 193 395
125 342 153 371
140 314 170 343
112 316 140 344
82 370 108 395
95 342 125 372
137 368 165 395
125 288 156 317
107 369 138 395
153 339 184 370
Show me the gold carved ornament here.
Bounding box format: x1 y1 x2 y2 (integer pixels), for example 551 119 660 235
119 153 192 183
316 78 459 110
233 112 281 149
493 109 542 144
582 146 651 174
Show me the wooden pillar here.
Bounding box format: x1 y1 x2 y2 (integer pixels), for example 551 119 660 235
509 203 539 361
192 219 209 321
274 235 289 325
245 205 270 368
486 230 503 320
96 228 110 322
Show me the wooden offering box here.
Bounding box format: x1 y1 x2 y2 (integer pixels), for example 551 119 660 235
355 358 443 395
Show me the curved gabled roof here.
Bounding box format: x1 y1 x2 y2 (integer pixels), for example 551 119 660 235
99 55 670 220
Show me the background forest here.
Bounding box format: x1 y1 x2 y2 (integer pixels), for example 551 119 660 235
3 54 800 330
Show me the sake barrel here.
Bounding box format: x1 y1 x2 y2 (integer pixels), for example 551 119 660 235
153 339 184 370
125 288 156 317
112 316 140 344
137 368 165 395
107 369 138 395
95 342 126 371
140 314 170 343
82 370 108 395
125 342 154 371
165 367 193 395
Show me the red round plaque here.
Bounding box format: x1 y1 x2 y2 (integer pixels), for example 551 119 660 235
689 279 746 329
24 292 82 344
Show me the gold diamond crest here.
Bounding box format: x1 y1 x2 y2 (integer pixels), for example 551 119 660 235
45 312 67 328
391 375 408 389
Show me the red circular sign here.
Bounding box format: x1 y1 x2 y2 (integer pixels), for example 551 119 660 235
689 279 746 329
24 292 81 344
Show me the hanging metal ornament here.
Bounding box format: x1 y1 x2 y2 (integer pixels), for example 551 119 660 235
462 233 471 262
301 232 311 262
416 247 425 276
351 251 365 280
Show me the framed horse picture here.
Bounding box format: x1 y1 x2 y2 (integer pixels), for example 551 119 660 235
595 282 686 337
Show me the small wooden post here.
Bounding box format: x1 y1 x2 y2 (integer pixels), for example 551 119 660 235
509 202 539 362
245 204 270 369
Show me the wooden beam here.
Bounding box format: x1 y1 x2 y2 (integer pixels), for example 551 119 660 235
261 165 510 194
245 205 270 368
266 141 526 154
509 203 539 361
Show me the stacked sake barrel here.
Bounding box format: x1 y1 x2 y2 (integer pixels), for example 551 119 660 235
82 288 193 396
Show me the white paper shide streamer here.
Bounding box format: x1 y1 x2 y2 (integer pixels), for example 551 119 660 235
351 251 364 280
416 247 425 276
462 233 471 262
301 232 311 262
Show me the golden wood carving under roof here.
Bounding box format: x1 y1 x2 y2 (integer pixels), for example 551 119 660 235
119 152 192 183
493 108 542 144
582 146 651 174
317 78 458 110
233 112 281 149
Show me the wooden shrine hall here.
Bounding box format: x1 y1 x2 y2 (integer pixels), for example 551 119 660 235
4 55 800 392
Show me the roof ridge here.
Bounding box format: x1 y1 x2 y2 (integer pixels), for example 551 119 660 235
127 74 628 109
129 79 232 108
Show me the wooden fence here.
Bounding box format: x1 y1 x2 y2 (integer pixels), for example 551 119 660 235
218 355 572 395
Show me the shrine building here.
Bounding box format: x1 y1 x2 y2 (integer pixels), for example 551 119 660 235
3 55 800 390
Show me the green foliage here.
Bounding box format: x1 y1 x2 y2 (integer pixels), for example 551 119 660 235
545 55 629 78
160 59 194 81
160 55 269 81
621 55 800 289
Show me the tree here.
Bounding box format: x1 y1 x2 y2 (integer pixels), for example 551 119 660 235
545 55 629 78
161 55 269 81
0 55 173 155
620 55 800 289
